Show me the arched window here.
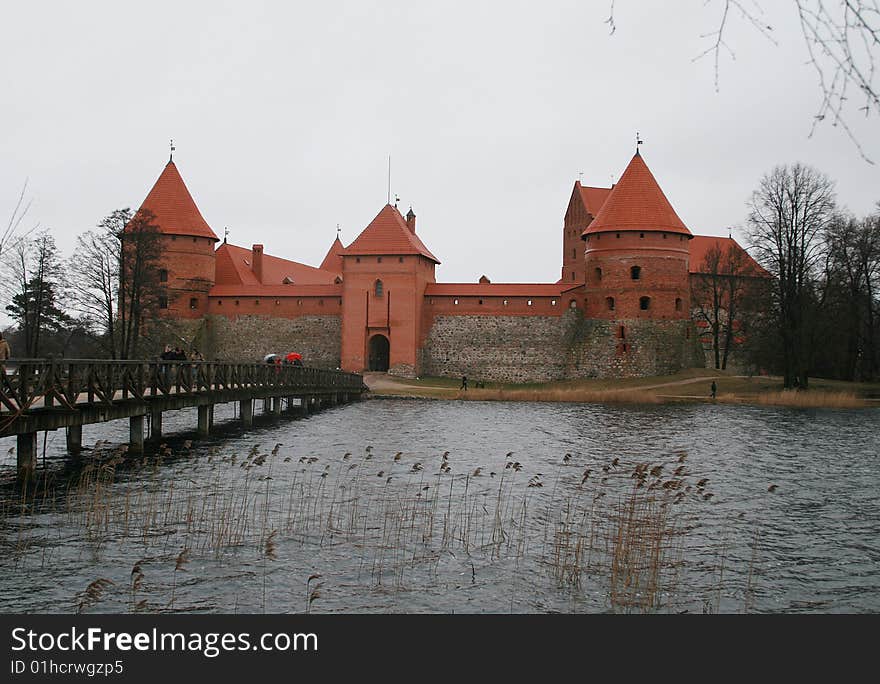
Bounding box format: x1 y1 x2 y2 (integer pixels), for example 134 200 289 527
631 266 641 280
617 325 626 339
375 279 383 297
569 299 577 309
595 267 602 281
640 296 651 310
606 296 615 311
675 297 683 312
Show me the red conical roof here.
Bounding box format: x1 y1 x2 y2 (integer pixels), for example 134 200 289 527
319 236 345 273
582 151 691 237
135 161 219 241
345 204 439 263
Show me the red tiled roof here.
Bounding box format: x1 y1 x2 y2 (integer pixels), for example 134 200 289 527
134 161 218 240
213 242 339 287
583 152 691 237
345 205 440 263
425 283 563 297
319 236 345 273
577 183 612 216
689 235 771 277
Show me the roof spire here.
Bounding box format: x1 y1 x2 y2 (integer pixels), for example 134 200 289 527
223 226 229 243
169 138 175 163
337 223 341 238
635 131 643 155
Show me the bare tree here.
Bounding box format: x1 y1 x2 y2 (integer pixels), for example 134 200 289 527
1 180 39 294
747 163 837 388
6 231 70 357
691 240 765 369
68 208 165 359
821 210 880 378
608 1 880 161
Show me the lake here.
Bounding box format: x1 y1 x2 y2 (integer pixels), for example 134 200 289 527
1 398 878 613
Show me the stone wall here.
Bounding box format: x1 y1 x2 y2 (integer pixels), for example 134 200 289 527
420 313 580 383
201 315 342 368
420 311 705 382
565 317 705 378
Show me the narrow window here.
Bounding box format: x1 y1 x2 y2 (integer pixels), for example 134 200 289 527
631 266 641 280
399 257 404 263
454 299 459 305
618 325 626 339
663 233 667 239
639 232 644 238
235 300 240 306
675 297 683 312
616 233 620 239
159 295 168 309
571 248 576 259
190 298 198 309
319 299 324 306
503 299 509 306
159 269 168 282
571 271 576 280
275 299 280 305
527 300 533 306
640 296 651 310
478 299 483 305
217 299 222 306
551 299 557 306
377 257 383 263
569 299 577 309
595 267 602 281
297 299 302 306
375 280 383 296
356 257 361 263
193 237 197 243
255 299 259 305
606 296 615 311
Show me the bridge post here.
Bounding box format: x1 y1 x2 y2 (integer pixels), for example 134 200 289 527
17 432 37 479
296 396 309 417
130 415 145 454
66 424 83 455
150 410 163 440
240 399 253 427
272 396 282 415
198 405 212 436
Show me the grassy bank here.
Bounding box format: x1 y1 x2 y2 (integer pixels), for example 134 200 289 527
366 370 880 408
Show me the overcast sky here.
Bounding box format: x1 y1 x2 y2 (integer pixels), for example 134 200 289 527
2 1 878 303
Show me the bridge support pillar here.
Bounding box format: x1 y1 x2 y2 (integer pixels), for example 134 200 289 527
17 432 37 479
150 410 163 440
240 399 253 427
66 425 83 455
272 396 282 415
198 405 212 436
296 396 309 417
130 415 145 455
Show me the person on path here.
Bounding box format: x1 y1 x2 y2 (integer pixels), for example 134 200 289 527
711 381 717 399
460 375 468 391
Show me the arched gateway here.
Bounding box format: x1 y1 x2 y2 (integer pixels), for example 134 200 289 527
368 334 390 372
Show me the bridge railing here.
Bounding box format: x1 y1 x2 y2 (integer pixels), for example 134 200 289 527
0 359 366 416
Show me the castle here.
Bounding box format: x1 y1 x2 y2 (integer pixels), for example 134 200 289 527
132 148 762 381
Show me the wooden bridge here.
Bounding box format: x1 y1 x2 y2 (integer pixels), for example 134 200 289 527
1 359 367 477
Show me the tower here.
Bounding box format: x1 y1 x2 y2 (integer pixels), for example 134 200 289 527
561 182 611 285
582 150 692 322
340 204 439 376
134 160 219 319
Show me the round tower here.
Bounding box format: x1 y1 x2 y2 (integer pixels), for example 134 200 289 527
135 159 218 319
581 150 692 322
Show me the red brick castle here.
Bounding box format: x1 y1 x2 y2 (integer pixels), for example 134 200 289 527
133 149 759 380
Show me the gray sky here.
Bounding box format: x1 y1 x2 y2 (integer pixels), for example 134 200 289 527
2 1 878 302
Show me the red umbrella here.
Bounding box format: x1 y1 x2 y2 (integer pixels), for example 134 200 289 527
285 352 302 362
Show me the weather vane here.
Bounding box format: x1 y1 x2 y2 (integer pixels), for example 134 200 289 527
578 171 583 183
170 138 176 162
636 131 643 149
336 223 341 237
224 226 229 243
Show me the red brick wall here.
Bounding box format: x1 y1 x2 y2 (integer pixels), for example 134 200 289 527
157 235 216 320
583 230 690 320
340 254 436 373
562 199 592 285
206 295 343 317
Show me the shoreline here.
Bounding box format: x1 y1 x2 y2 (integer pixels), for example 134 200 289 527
363 371 880 409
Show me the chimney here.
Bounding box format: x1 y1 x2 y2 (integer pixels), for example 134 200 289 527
406 207 416 234
252 244 264 283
